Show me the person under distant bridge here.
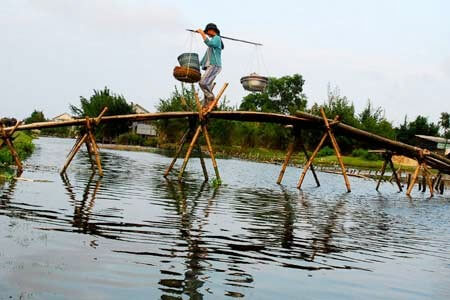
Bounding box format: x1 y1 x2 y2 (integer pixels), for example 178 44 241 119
196 23 224 113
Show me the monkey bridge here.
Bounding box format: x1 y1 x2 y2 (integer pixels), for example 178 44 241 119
1 83 449 197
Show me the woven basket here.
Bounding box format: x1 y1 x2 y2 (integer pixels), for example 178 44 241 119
173 66 201 83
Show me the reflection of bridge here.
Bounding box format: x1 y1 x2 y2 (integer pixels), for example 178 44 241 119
1 84 449 197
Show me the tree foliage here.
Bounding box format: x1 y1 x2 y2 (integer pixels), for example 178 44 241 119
24 110 46 124
439 112 450 139
239 74 307 114
70 87 135 141
395 115 440 144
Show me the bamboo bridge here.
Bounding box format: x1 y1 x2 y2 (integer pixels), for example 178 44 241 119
1 83 449 197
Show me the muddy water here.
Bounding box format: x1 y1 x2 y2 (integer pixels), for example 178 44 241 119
0 137 449 299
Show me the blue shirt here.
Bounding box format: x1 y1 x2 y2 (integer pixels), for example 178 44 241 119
200 35 222 68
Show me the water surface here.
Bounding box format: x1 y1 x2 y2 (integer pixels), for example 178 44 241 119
1 137 449 299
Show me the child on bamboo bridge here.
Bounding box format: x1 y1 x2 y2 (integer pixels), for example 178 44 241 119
196 23 224 113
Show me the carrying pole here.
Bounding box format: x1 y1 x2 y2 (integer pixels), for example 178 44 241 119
186 29 263 46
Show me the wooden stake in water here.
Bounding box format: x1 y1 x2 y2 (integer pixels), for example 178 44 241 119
0 121 23 176
297 115 339 189
60 107 108 176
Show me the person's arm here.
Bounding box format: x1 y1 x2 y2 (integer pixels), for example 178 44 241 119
196 29 208 41
204 35 221 48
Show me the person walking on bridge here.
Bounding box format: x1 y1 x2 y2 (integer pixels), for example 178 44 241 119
196 23 223 113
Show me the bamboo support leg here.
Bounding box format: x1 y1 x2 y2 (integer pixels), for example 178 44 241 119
433 173 442 190
277 142 294 184
86 118 103 176
178 126 202 180
164 129 190 177
202 125 220 181
329 133 351 192
388 158 403 192
406 163 421 197
300 143 320 187
423 166 434 197
196 142 208 181
0 123 23 174
85 141 95 170
376 158 388 191
297 132 328 189
88 135 103 176
61 134 88 174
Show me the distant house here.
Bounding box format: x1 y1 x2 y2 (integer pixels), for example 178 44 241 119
130 103 157 137
415 135 450 156
52 113 74 122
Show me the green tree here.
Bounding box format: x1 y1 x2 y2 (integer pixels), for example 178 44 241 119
240 74 307 114
395 115 440 144
156 85 197 143
310 85 359 127
24 110 46 124
439 112 450 139
358 100 395 139
70 87 135 141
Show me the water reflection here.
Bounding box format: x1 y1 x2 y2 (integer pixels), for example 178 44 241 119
61 173 101 237
0 137 449 299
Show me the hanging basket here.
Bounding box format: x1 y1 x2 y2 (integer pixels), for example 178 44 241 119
177 53 200 71
173 66 201 83
240 73 268 92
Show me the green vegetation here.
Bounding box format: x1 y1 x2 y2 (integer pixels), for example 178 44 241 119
70 87 135 142
0 132 35 167
115 132 158 147
317 146 334 157
395 115 440 144
351 148 381 161
154 74 448 170
24 110 74 138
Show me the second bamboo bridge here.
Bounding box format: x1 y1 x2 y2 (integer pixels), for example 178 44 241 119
1 83 449 197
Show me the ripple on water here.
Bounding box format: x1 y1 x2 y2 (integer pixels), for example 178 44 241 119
0 137 449 299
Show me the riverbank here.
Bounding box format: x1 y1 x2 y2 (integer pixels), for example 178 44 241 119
98 142 410 171
0 131 35 178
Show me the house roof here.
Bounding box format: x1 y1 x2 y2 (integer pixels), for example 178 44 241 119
52 113 73 120
415 135 449 144
132 103 150 114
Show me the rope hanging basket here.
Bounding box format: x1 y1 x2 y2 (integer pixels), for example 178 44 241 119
173 52 201 83
240 72 268 92
173 66 201 83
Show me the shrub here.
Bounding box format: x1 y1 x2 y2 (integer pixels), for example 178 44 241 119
317 146 334 157
116 133 158 147
351 148 381 161
0 132 35 166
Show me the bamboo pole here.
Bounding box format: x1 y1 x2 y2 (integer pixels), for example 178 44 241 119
300 142 320 187
320 108 351 192
406 162 421 197
85 142 95 170
197 142 209 181
277 142 295 184
0 122 23 174
422 165 434 197
60 108 107 175
297 129 329 189
61 134 88 174
86 117 103 176
297 115 341 189
376 158 388 191
204 83 229 114
178 126 202 181
164 129 190 177
202 125 220 181
388 156 403 192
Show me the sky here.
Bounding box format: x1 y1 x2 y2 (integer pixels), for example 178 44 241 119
2 0 450 124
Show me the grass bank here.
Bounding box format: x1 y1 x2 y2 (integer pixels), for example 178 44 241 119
102 142 395 171
0 132 35 178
